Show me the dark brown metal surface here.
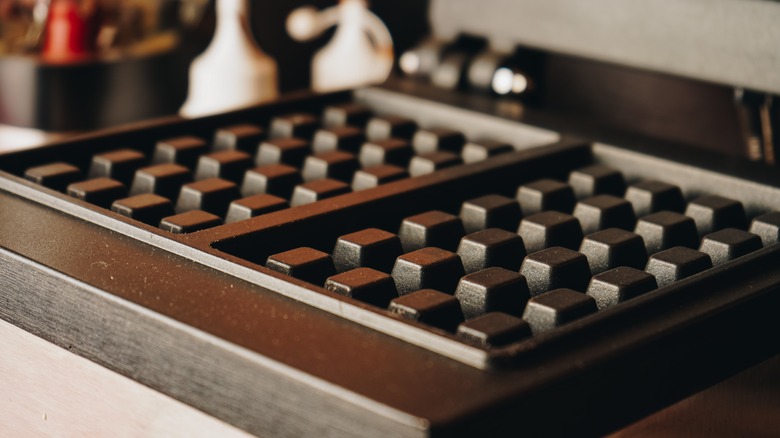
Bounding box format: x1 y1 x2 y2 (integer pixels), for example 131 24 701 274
2 86 780 437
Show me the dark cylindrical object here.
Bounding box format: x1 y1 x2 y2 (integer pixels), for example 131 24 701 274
0 51 189 132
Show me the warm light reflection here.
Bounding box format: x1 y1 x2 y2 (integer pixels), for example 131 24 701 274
399 52 421 75
492 67 528 95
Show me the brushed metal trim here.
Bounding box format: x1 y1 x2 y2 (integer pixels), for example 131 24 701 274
354 87 560 148
0 247 427 437
0 318 254 438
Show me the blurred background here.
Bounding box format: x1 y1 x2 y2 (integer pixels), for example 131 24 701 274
0 1 776 164
0 0 428 134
